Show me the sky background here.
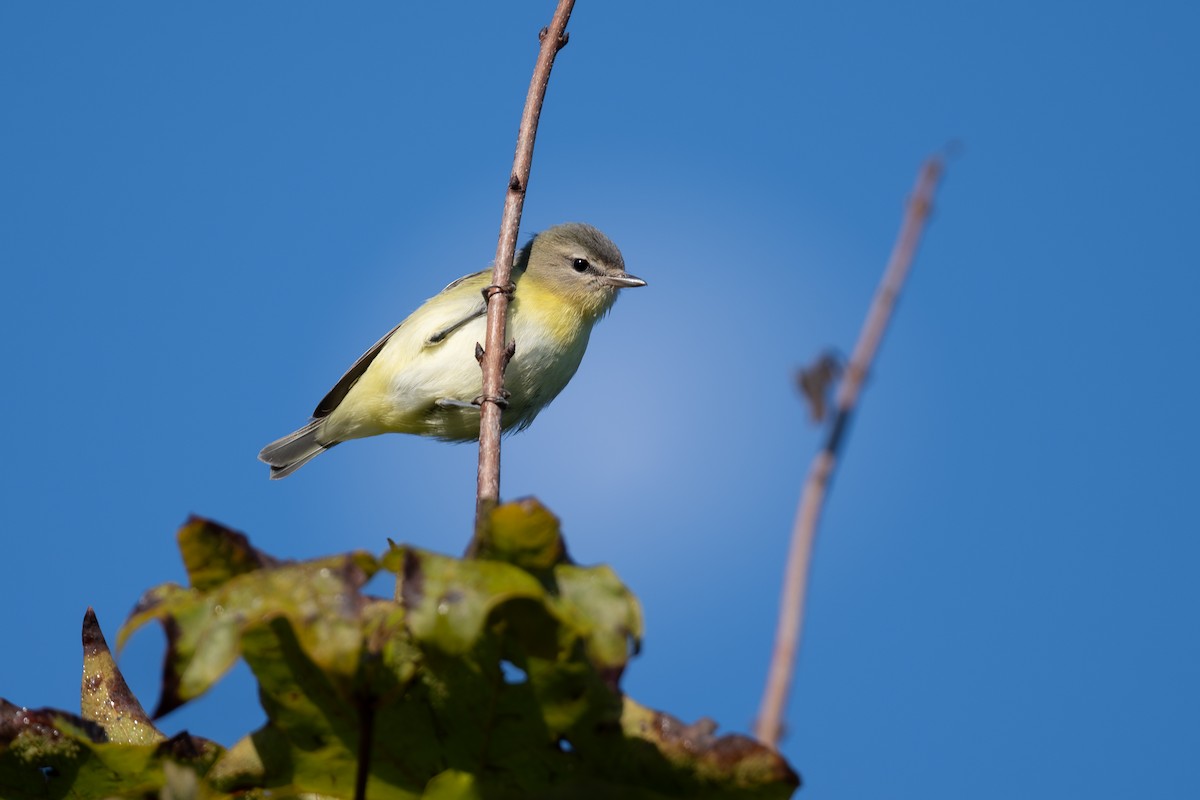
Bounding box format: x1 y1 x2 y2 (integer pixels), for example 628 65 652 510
3 2 1198 797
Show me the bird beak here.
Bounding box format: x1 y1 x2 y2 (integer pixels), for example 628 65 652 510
604 273 647 289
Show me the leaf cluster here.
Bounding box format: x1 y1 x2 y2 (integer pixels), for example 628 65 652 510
0 500 798 799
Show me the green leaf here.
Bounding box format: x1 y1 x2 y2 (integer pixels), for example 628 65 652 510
387 544 549 654
119 519 378 717
471 497 570 570
421 769 481 799
177 516 282 592
550 563 643 672
0 699 223 800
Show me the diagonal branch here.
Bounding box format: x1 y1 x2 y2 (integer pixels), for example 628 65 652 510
476 0 576 526
754 154 946 747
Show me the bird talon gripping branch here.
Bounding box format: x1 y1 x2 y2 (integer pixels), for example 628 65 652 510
472 393 510 410
481 282 516 302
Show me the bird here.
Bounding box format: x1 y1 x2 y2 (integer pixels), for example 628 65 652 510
259 223 645 479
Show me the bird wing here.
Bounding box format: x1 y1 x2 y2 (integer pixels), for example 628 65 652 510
311 281 489 419
313 320 408 418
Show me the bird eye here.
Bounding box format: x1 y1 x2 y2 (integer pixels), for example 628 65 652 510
571 258 590 273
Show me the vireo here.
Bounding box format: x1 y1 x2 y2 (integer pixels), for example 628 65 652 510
259 223 645 478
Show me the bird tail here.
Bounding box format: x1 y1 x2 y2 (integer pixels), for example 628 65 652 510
258 419 333 479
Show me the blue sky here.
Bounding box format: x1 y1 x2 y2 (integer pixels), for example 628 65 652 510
3 2 1198 797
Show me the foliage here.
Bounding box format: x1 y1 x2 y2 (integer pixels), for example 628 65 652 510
0 500 799 799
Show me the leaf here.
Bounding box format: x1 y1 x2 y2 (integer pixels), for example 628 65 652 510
471 497 570 570
620 697 799 796
44 507 799 799
176 516 282 592
0 699 223 800
81 607 165 745
421 769 481 799
550 563 643 672
119 518 378 717
389 543 551 653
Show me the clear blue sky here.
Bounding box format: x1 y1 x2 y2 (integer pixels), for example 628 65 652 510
3 2 1197 797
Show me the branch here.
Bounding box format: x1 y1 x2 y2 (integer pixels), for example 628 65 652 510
754 154 946 747
476 1 576 526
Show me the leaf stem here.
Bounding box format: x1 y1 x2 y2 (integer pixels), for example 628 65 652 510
354 693 376 800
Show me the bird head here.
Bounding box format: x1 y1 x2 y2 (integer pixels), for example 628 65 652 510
520 223 646 319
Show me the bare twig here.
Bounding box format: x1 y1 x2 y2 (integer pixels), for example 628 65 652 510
476 1 576 525
754 155 946 747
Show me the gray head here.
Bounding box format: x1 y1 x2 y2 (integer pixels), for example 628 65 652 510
518 223 646 319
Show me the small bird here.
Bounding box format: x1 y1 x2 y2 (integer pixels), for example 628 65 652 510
259 223 645 479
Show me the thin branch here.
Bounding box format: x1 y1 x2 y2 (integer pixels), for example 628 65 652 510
754 154 946 747
476 0 576 526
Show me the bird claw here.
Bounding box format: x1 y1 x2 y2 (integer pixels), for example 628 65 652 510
480 282 515 303
472 390 511 409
